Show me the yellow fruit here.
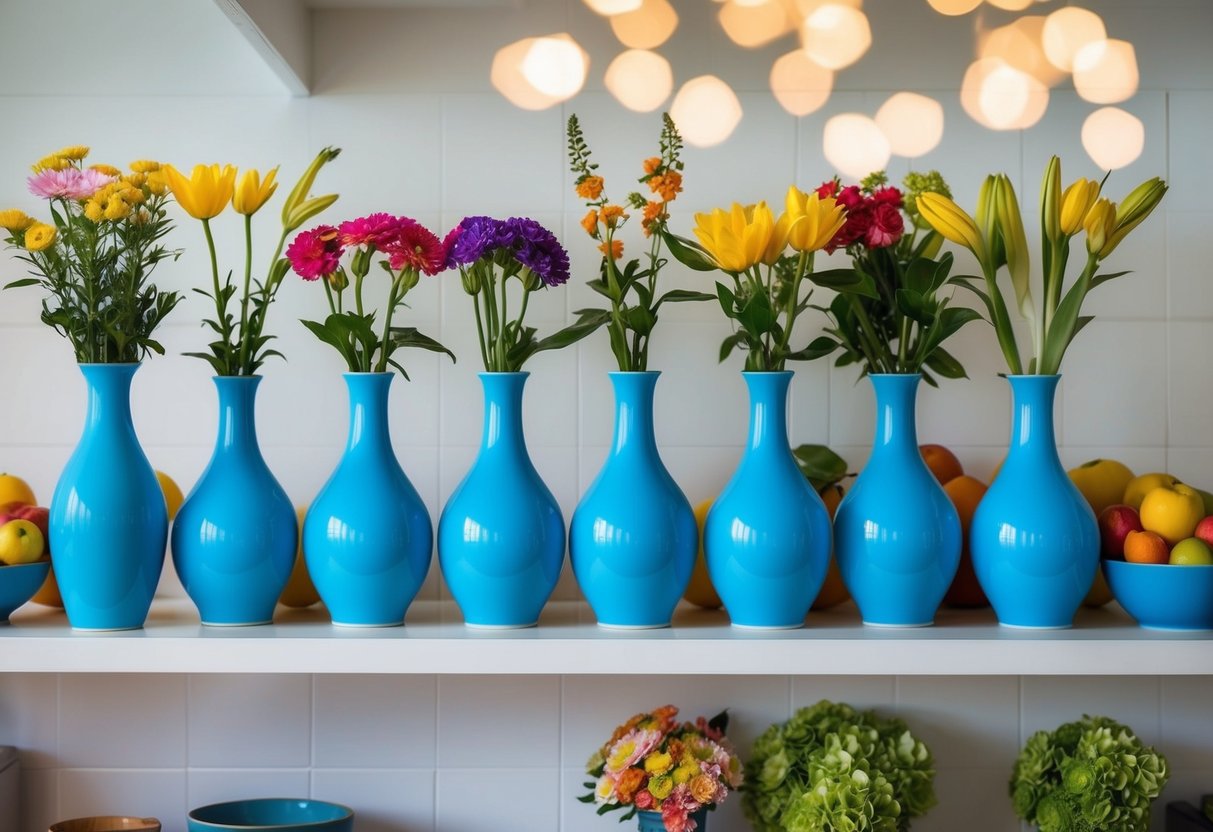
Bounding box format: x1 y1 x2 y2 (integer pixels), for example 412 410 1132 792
1139 483 1206 546
0 473 36 509
1068 459 1135 517
0 518 45 565
155 470 184 521
683 499 722 609
812 484 849 611
31 567 63 607
1123 472 1180 511
279 505 321 608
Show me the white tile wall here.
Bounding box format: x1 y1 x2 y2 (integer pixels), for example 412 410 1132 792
2 0 1213 830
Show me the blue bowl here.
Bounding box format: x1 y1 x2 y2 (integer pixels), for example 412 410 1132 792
0 559 51 623
187 800 353 832
1103 560 1213 631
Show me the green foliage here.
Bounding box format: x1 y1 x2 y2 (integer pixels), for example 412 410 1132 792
792 444 853 493
744 700 937 832
1011 715 1169 832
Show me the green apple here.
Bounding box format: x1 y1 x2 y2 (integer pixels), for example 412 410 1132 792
1170 537 1213 566
1196 488 1213 516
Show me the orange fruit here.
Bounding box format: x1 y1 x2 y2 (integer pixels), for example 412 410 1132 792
279 506 321 608
942 475 989 607
0 473 36 510
1123 529 1170 565
683 499 723 609
920 445 964 485
31 567 63 607
155 471 184 522
812 484 850 611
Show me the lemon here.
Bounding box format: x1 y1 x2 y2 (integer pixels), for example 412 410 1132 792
683 499 722 609
279 505 321 608
1068 459 1135 517
0 473 36 509
1123 472 1180 511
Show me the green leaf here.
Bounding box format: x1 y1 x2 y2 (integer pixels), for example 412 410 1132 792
1039 271 1091 375
784 335 839 362
895 289 934 325
390 326 456 363
3 277 41 289
659 231 719 272
935 306 981 342
1089 270 1131 290
792 444 850 490
737 290 775 336
924 346 966 379
624 304 656 336
656 288 715 305
718 331 747 363
511 317 605 367
715 281 737 319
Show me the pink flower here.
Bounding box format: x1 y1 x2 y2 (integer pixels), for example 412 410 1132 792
634 790 655 811
864 201 904 248
28 168 114 200
286 224 344 281
835 185 865 211
383 220 446 275
661 785 700 832
339 212 403 248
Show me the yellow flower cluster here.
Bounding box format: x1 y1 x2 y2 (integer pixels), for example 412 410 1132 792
24 223 56 252
84 179 147 224
0 209 35 233
31 145 91 173
693 185 846 273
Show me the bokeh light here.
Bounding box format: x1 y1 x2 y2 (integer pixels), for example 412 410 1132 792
979 16 1066 88
670 75 744 147
875 92 944 157
583 0 643 14
961 57 1049 130
925 0 982 16
1082 106 1145 170
1042 7 1106 72
491 38 563 110
1073 39 1139 104
823 113 891 179
605 50 674 112
610 0 679 49
520 35 588 100
719 0 793 48
801 4 872 70
985 0 1033 10
769 49 834 116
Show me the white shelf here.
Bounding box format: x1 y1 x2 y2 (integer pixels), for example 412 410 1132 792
2 599 1210 676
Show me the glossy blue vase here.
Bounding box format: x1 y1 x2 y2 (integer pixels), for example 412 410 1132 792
439 372 564 628
570 372 697 628
49 364 167 631
637 809 708 832
834 374 961 627
972 375 1099 628
172 376 297 626
705 371 831 629
304 373 432 627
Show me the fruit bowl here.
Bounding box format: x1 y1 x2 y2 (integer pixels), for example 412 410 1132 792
0 558 51 623
1103 560 1213 631
187 799 353 832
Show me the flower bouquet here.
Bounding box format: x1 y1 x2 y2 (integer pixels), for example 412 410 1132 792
581 706 742 832
744 700 936 832
1011 715 1168 832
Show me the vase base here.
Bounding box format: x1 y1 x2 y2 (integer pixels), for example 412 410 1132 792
730 621 804 631
464 621 538 630
597 621 672 630
999 621 1072 631
862 620 934 629
70 624 144 633
200 619 273 628
332 620 405 629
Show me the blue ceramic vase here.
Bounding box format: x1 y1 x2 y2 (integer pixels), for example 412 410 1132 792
172 376 297 626
570 371 696 628
972 375 1099 628
49 363 167 631
439 372 564 628
304 373 432 627
637 809 708 832
704 371 831 628
834 374 961 627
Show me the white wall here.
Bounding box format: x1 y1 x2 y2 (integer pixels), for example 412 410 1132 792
1 0 1212 830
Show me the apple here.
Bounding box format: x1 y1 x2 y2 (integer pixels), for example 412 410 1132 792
1123 529 1170 565
1140 483 1206 545
1197 488 1213 516
5 505 49 546
1170 537 1213 566
1098 504 1142 560
0 518 45 565
1194 516 1213 548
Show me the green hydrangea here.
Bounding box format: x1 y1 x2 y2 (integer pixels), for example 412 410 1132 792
743 700 936 832
1011 716 1168 832
901 170 951 230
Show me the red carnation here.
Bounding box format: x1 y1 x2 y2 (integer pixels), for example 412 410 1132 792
871 186 904 209
816 179 840 200
836 185 865 211
383 220 446 275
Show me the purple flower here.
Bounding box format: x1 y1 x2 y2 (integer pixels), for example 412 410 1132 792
445 215 500 267
502 216 570 287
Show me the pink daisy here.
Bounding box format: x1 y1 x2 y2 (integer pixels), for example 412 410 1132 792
28 168 114 200
384 220 446 275
286 225 344 281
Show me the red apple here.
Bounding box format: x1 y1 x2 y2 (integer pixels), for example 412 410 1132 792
1194 515 1213 549
1099 504 1143 560
1 505 49 552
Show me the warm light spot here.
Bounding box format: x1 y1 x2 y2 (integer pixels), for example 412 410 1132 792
670 75 744 147
979 16 1065 88
1073 39 1138 104
801 4 871 70
605 50 673 112
791 0 863 13
823 113 891 179
985 0 1032 10
875 92 944 157
610 0 679 49
769 49 834 116
520 35 589 100
1042 7 1106 72
719 0 793 48
1082 106 1144 170
583 0 643 14
492 37 563 110
961 57 1049 130
925 0 982 15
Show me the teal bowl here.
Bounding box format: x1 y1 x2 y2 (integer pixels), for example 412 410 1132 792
0 559 50 623
187 799 353 832
1103 560 1213 631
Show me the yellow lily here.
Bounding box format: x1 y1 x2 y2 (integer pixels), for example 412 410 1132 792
1059 178 1101 236
917 192 987 264
1040 156 1062 244
784 185 847 253
993 175 1033 321
693 202 777 273
164 163 237 220
1084 198 1117 259
282 147 342 232
1104 177 1168 256
232 167 280 216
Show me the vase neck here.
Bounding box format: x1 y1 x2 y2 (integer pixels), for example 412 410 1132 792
609 372 659 458
1008 374 1061 460
344 373 394 455
744 371 791 456
479 372 529 458
212 376 263 454
869 374 921 457
80 364 139 441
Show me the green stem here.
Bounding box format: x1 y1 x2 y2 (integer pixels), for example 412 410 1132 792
202 218 230 373
775 251 810 360
375 274 402 373
236 214 254 376
497 271 510 371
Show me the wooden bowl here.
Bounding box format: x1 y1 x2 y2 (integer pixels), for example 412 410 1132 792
50 817 161 832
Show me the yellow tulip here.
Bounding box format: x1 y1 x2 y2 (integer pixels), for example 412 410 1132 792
163 163 237 220
232 166 280 215
1059 178 1101 236
1103 177 1167 256
693 202 777 273
1040 156 1062 243
762 212 790 266
784 185 846 253
917 192 987 264
1084 198 1117 258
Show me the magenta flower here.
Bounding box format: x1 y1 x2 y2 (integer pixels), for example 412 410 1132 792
338 212 403 248
384 221 446 275
286 225 344 281
28 168 114 200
